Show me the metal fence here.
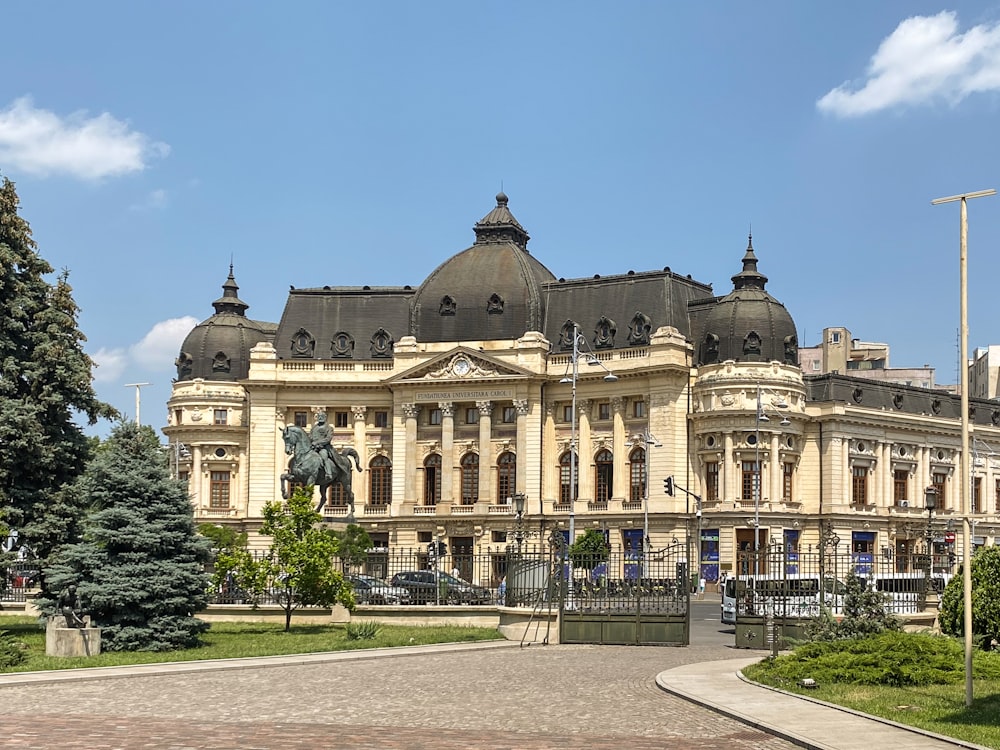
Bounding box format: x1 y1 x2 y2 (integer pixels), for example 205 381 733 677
1 561 40 603
732 545 955 619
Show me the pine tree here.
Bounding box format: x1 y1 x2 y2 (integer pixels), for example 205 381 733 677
0 176 116 562
42 422 212 651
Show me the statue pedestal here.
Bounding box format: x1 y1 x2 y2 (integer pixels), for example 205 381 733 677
45 617 101 657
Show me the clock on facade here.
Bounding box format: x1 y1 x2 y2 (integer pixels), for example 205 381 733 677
452 357 471 376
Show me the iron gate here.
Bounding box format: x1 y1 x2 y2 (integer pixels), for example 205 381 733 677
555 541 691 646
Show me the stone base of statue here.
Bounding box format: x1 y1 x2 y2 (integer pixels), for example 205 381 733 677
45 616 101 658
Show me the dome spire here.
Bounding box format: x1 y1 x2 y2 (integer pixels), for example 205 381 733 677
731 232 768 292
212 265 250 316
473 192 531 251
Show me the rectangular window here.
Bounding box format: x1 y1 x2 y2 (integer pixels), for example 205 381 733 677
210 471 230 508
831 332 841 343
334 411 349 429
782 463 793 502
995 478 1000 513
741 461 758 502
811 361 820 371
633 400 646 419
598 402 611 421
418 531 433 544
293 411 308 428
374 410 388 428
563 405 573 422
852 466 868 505
465 407 479 424
893 470 908 505
973 477 983 514
491 530 508 543
429 408 442 426
705 461 719 502
174 409 183 425
214 409 228 426
178 471 189 485
501 406 516 423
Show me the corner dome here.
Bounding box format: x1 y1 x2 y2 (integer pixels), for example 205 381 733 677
699 236 798 366
411 194 556 342
175 267 276 381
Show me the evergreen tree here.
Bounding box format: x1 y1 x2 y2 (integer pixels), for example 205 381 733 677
0 176 116 566
41 422 211 651
940 545 1000 649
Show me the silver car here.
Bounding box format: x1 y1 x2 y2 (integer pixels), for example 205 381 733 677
347 574 411 605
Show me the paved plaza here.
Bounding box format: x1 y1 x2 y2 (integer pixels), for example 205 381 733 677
1 641 799 750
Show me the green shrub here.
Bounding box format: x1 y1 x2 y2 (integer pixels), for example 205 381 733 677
940 545 1000 649
0 630 28 669
345 620 382 641
746 631 1000 688
805 573 901 641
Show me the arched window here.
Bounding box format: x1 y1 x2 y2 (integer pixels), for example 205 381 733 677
559 451 578 504
629 447 646 502
369 455 392 506
424 454 441 506
460 453 479 505
595 449 614 502
497 451 516 502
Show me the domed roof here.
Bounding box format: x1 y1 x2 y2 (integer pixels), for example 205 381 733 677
698 236 798 366
411 193 557 342
175 267 276 381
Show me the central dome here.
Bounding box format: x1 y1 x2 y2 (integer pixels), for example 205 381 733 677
411 193 556 342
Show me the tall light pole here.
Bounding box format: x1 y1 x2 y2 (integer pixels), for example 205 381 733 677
643 431 661 574
932 187 995 707
754 386 789 554
124 382 152 426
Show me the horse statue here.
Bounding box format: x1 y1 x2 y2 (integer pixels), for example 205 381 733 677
279 425 363 516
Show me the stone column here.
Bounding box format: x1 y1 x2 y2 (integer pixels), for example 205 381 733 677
514 399 529 496
401 404 419 504
351 406 368 504
724 431 735 502
578 399 592 501
477 401 493 503
611 396 627 500
440 401 455 503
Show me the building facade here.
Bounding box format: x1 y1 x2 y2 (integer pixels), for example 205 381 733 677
164 194 999 587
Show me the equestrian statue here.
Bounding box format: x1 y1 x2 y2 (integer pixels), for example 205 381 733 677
280 412 363 516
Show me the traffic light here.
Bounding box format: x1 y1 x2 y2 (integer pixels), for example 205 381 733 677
427 542 436 558
663 476 675 496
438 541 448 556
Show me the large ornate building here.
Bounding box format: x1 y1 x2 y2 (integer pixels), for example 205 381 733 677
164 193 999 585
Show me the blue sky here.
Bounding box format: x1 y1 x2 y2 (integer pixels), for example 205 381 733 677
3 2 1000 437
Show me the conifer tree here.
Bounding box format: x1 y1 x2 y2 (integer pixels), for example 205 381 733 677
0 176 116 563
42 422 212 651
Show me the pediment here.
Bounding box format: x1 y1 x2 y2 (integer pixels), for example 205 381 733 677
389 347 530 384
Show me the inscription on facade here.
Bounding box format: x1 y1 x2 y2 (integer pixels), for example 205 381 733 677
415 389 514 402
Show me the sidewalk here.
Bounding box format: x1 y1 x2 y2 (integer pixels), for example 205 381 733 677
657 656 991 750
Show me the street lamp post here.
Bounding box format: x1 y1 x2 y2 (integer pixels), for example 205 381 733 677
924 486 938 608
753 386 790 553
643 432 661 568
932 187 995 707
511 492 526 554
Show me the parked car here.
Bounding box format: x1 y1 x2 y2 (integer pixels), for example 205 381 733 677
389 570 493 605
347 574 411 605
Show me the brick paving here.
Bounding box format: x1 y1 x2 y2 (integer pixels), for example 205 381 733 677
0 644 799 750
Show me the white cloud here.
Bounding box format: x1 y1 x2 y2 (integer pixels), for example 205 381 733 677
129 188 168 211
90 316 198 383
131 317 198 369
817 11 1000 117
0 96 170 180
91 346 129 384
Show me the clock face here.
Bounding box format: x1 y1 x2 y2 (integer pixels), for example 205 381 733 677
453 358 471 376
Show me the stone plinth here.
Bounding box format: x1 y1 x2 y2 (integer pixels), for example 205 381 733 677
45 617 101 657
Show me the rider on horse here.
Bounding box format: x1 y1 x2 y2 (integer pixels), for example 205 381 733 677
310 411 338 479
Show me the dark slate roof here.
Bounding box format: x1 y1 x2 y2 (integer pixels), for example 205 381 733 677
804 373 1000 426
694 236 798 366
176 268 276 381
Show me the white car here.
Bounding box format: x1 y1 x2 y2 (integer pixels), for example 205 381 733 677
347 574 411 605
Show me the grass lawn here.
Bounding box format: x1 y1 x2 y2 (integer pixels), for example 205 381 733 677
743 637 1000 749
0 616 504 673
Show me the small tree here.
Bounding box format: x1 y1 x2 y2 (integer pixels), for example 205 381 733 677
256 488 354 631
40 422 211 651
198 523 253 601
940 545 1000 649
568 529 610 576
806 573 901 641
329 523 372 573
